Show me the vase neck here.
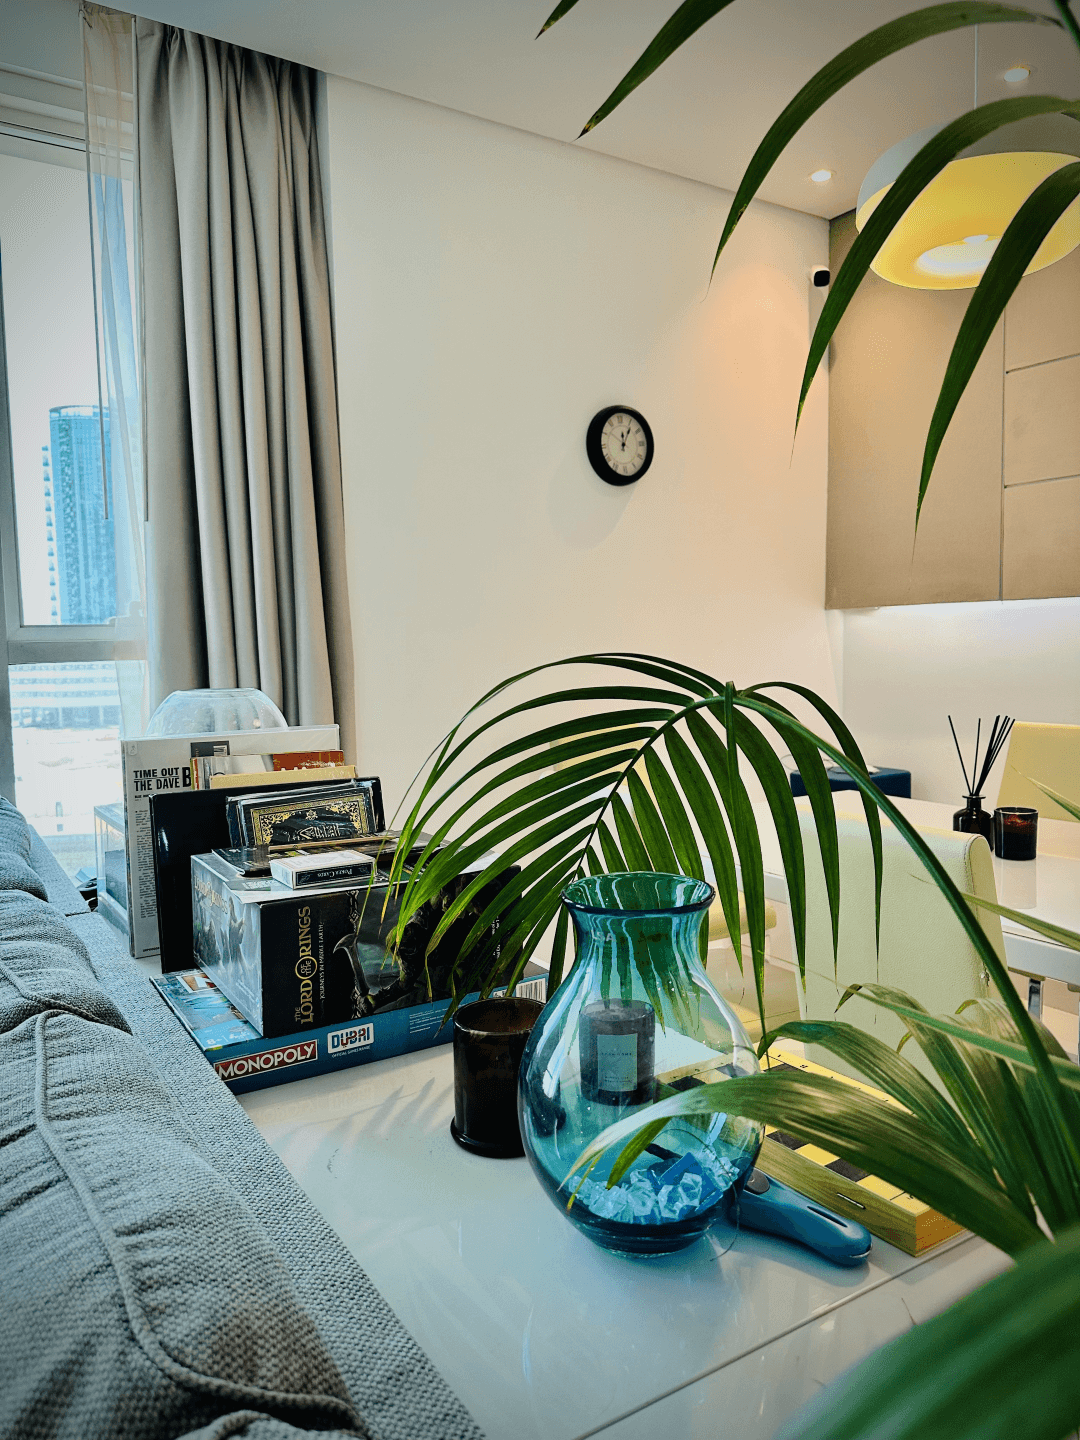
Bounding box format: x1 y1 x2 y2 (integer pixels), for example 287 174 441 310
570 906 708 983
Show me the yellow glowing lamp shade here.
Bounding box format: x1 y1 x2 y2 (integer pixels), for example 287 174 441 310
856 124 1080 290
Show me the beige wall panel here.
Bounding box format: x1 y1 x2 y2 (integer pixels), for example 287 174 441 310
1005 243 1080 372
1003 476 1080 599
827 212 1002 609
1004 353 1080 488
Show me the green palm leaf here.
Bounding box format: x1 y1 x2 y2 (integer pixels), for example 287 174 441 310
567 1068 1044 1255
712 2 1059 271
919 159 1080 524
381 653 866 1034
799 97 1080 430
573 0 738 133
663 726 744 967
537 0 581 34
963 889 1080 950
777 1222 1080 1440
1029 776 1080 822
748 682 883 945
763 1017 993 1169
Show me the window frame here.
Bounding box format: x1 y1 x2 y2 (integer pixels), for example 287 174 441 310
0 87 131 800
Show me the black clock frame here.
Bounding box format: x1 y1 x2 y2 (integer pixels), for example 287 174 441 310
586 405 654 486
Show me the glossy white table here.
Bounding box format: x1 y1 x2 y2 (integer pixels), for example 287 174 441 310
242 1045 1007 1440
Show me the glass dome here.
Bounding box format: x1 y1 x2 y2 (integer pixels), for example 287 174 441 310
518 872 762 1256
145 687 288 736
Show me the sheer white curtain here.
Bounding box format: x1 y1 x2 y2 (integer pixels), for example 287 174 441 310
134 21 355 750
81 3 147 734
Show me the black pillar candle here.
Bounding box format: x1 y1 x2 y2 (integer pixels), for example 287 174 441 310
993 806 1039 861
451 996 544 1158
578 999 655 1106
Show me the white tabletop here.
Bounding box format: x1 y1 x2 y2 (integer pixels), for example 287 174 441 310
242 1044 1007 1440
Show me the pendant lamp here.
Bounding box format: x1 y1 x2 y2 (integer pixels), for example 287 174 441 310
855 116 1080 289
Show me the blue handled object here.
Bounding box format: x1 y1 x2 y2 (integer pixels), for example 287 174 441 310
731 1169 872 1267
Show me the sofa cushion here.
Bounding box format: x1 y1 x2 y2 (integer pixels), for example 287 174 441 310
0 890 129 1036
0 797 48 901
0 1010 363 1440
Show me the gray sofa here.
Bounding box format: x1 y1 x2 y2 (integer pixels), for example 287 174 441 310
0 800 481 1440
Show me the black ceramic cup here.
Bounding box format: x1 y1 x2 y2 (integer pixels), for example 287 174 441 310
451 996 545 1158
993 806 1039 861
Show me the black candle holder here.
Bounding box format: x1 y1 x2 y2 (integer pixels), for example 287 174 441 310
993 806 1038 862
451 996 544 1158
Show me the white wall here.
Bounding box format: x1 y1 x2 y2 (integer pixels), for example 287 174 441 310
323 77 834 810
0 0 81 80
842 599 1080 803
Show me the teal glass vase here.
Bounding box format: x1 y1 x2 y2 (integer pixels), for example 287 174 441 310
517 873 762 1256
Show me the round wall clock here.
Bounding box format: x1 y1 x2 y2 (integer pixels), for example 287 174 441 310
586 405 654 486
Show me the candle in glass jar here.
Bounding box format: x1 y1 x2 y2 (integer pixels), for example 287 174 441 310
993 806 1038 862
579 998 655 1106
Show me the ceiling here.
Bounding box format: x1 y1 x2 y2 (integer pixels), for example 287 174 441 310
125 0 1080 218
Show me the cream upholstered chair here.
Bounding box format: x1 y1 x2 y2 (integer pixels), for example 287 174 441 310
996 721 1080 821
797 809 1005 1081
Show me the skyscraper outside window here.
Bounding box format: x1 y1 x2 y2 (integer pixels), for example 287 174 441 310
48 405 116 625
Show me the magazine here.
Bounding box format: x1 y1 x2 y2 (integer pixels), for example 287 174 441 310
121 724 339 959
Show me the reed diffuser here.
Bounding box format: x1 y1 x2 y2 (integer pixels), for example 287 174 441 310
949 715 1014 844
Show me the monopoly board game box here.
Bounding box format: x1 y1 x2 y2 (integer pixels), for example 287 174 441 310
191 849 522 1038
152 965 548 1095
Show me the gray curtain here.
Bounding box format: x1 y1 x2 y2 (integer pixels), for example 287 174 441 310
136 20 355 754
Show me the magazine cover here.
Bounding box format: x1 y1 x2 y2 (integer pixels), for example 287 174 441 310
121 724 339 959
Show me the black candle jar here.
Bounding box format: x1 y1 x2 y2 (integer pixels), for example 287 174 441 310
578 998 656 1107
993 806 1039 862
451 996 544 1158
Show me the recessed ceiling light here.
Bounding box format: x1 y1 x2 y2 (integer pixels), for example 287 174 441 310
1003 65 1031 83
810 168 833 184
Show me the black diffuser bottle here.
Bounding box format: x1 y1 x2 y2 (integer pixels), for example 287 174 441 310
949 715 1013 848
953 794 993 844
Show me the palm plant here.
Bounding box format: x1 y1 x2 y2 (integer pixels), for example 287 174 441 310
540 0 1080 527
381 654 1080 1439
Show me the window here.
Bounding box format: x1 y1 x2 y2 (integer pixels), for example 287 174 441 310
0 64 137 880
0 151 108 626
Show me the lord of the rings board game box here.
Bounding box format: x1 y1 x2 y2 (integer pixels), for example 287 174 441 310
191 847 522 1038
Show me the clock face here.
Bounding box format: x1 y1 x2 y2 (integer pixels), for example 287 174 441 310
600 412 648 479
586 405 654 486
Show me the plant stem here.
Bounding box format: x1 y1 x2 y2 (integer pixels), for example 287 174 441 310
1054 0 1080 54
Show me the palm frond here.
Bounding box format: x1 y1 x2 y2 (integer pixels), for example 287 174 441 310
919 158 1080 524
383 653 879 1031
711 2 1058 270
1029 777 1080 822
387 652 1080 1268
566 1066 1044 1255
799 98 1080 433
776 1221 1080 1440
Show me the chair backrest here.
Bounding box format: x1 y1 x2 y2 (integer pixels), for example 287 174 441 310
797 810 1004 1081
996 721 1080 821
